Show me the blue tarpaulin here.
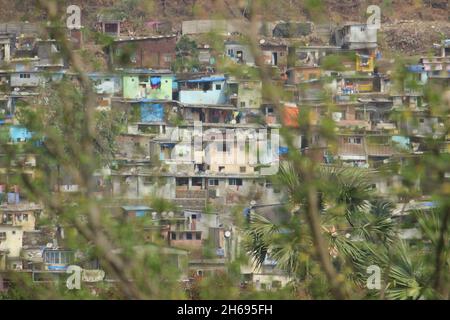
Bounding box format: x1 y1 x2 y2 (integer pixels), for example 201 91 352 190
278 146 289 155
150 76 161 85
407 65 424 73
140 103 164 122
9 126 33 143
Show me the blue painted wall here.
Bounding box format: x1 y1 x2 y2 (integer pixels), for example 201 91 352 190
179 77 227 105
141 102 164 122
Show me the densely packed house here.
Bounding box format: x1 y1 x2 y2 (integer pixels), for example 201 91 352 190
0 16 448 291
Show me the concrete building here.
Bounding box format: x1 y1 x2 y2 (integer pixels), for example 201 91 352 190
122 71 173 100
334 23 378 50
178 76 227 105
224 41 255 66
0 225 23 270
111 35 177 70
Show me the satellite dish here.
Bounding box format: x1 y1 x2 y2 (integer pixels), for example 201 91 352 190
224 230 231 238
151 212 157 219
259 39 266 44
161 211 167 218
168 211 174 218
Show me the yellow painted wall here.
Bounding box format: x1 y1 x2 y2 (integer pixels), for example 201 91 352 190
356 54 375 73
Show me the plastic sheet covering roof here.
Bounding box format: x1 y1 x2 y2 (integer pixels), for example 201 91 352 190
185 76 226 83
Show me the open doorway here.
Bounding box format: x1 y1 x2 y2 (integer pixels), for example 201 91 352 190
271 52 278 66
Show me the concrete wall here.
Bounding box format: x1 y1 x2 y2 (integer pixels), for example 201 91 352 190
116 135 150 159
182 20 259 35
237 81 262 109
179 80 227 105
1 211 37 232
10 73 41 87
92 76 122 95
112 175 175 200
0 225 23 258
348 25 377 44
224 43 255 65
113 37 176 69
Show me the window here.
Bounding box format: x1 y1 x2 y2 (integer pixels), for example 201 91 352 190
208 179 219 186
240 166 246 173
240 101 246 108
229 178 243 186
176 178 189 186
104 23 119 34
171 232 176 240
60 252 72 264
163 54 172 62
419 118 425 124
195 232 201 240
346 137 362 144
12 230 16 235
19 73 31 79
186 232 193 240
215 84 222 90
202 82 212 92
0 232 6 240
192 177 203 187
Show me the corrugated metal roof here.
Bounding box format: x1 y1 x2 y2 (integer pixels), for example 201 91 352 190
121 206 152 211
185 76 226 83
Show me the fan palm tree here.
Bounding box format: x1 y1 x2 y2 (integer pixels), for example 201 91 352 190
244 162 398 297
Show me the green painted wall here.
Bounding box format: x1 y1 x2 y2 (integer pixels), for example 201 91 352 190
147 75 172 100
123 76 140 99
123 75 172 100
